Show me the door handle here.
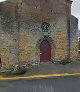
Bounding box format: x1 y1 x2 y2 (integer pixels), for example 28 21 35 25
40 53 42 54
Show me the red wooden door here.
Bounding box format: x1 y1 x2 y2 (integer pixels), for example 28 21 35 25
40 40 51 62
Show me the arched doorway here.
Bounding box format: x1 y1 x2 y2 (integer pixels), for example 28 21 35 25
40 40 51 62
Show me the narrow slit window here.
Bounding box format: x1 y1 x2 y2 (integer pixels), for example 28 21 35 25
78 38 80 53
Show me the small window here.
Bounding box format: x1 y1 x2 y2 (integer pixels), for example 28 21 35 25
35 6 37 9
78 38 80 54
78 50 80 54
41 22 50 32
0 58 2 68
0 7 1 12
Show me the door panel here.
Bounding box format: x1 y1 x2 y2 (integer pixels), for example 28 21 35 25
40 40 51 62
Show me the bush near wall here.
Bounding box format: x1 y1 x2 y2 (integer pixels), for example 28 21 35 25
60 58 71 65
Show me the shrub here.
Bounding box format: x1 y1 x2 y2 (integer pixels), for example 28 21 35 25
60 58 70 65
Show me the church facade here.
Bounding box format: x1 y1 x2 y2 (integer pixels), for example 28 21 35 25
0 0 79 69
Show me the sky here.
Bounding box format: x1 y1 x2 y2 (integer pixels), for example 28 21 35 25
0 0 80 29
71 0 80 29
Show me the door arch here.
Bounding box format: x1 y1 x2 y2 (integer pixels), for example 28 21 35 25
40 40 51 62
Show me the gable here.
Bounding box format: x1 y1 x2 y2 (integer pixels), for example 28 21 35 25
0 0 73 22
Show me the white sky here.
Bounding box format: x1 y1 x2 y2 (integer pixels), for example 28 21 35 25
0 0 7 2
0 0 80 29
71 0 80 29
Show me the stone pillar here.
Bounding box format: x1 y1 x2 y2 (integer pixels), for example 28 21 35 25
54 30 67 61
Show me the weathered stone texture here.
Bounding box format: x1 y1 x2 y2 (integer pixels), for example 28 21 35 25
54 31 67 61
70 16 78 60
0 0 79 69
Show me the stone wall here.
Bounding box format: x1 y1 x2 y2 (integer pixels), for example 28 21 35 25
0 14 68 69
70 15 78 61
0 15 18 69
0 0 79 69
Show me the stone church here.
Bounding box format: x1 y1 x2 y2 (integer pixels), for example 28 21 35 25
0 0 79 69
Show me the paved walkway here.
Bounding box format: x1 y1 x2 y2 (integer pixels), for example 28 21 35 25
1 61 80 77
20 61 80 76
